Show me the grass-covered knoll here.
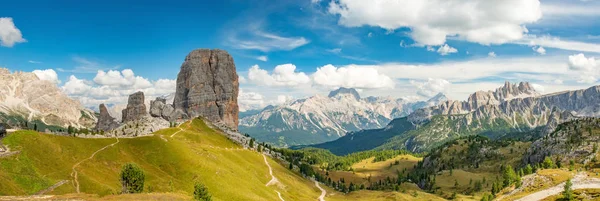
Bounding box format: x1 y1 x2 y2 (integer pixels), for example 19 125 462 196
0 119 324 200
314 155 421 187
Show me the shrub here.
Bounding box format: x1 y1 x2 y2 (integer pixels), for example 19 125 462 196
194 182 212 201
120 163 145 194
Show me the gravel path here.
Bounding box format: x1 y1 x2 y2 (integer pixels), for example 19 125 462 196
315 180 327 201
514 172 600 201
263 154 285 201
71 137 120 193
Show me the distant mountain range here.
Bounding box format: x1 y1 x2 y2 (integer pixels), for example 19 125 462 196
0 68 96 130
239 87 448 147
306 82 600 155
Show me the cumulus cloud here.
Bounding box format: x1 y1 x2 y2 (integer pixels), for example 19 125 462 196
533 46 546 55
28 60 42 64
0 17 26 47
248 64 311 87
62 75 92 95
437 44 458 56
568 53 599 83
327 0 542 46
409 78 451 97
488 52 497 57
312 64 395 89
60 69 176 108
32 69 60 85
568 53 597 71
239 76 247 84
93 69 153 89
238 89 292 111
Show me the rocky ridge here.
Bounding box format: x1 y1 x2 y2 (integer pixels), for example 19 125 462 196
0 68 96 128
311 82 600 154
240 88 448 146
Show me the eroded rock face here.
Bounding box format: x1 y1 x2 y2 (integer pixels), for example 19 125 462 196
95 104 120 131
149 97 183 121
173 49 239 130
122 91 148 123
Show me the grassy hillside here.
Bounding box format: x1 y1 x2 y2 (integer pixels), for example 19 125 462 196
0 119 323 200
0 118 447 200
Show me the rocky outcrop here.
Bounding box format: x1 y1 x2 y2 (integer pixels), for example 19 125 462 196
149 97 183 121
122 91 148 123
95 104 119 131
173 49 239 130
0 68 97 128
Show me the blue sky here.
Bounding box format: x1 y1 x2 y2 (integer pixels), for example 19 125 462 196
1 0 600 111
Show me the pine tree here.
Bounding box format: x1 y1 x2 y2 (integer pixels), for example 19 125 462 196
563 179 573 200
194 182 212 201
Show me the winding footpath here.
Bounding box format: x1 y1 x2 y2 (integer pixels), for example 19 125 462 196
71 137 120 193
315 181 326 201
169 127 184 138
262 154 284 201
513 172 600 201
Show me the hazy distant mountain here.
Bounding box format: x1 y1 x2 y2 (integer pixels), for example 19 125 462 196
308 82 600 155
0 68 96 129
239 87 448 147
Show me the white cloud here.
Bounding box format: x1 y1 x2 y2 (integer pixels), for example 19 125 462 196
238 89 292 111
568 53 597 71
62 75 92 95
229 27 309 52
328 0 542 46
515 35 600 53
60 69 176 108
93 69 152 89
533 46 546 55
367 32 373 38
0 17 26 47
568 53 599 83
530 83 545 92
409 78 451 97
239 76 247 84
256 56 268 62
436 44 458 56
426 46 435 52
248 64 311 87
542 3 600 17
28 60 42 64
488 52 497 57
32 69 60 85
327 48 342 54
312 64 395 89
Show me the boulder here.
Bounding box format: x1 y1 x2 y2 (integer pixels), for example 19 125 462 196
95 103 120 131
149 97 184 121
122 91 148 123
173 49 239 130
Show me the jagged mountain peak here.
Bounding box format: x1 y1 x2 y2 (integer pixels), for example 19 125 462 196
328 87 360 100
427 93 448 102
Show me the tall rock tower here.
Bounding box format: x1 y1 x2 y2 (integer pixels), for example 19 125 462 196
122 91 147 123
173 49 239 130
